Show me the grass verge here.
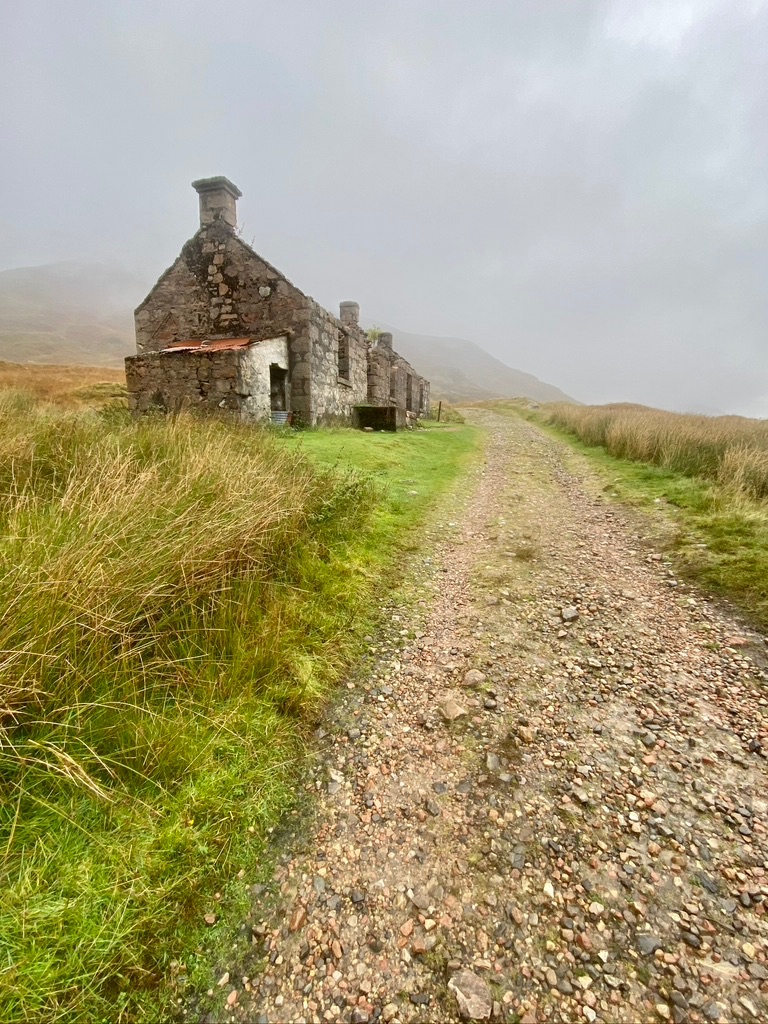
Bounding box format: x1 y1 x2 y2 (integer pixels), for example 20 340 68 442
0 394 478 1024
544 400 768 499
483 400 768 631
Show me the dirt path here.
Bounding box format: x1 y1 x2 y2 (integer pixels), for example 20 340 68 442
206 410 768 1024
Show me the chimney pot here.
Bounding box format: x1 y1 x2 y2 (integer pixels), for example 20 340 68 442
377 331 393 349
339 301 360 325
192 176 242 230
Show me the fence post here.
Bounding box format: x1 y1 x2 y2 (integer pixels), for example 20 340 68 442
437 401 442 423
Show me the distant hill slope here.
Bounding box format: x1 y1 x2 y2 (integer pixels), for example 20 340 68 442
0 261 576 403
377 326 576 404
0 262 139 367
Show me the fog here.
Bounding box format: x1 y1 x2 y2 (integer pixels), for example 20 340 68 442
2 0 767 414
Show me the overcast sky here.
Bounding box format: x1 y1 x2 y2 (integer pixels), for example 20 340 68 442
2 0 767 414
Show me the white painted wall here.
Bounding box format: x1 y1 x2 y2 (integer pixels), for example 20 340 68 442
237 336 289 422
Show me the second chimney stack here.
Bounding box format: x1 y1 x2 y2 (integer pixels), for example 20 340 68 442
339 301 360 325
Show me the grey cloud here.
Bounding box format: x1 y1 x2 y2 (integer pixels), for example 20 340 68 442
1 0 766 414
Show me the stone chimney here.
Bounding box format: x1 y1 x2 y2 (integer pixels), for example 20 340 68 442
377 331 393 349
192 176 242 230
339 301 360 326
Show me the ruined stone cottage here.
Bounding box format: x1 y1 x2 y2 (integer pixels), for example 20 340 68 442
125 177 430 427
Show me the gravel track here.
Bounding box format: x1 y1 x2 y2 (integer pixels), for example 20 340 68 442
206 409 767 1024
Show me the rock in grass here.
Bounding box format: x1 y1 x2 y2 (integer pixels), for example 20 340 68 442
448 969 493 1021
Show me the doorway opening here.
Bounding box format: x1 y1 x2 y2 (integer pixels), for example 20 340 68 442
270 364 289 423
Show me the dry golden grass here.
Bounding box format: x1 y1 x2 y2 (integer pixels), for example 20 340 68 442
0 360 126 406
546 402 768 500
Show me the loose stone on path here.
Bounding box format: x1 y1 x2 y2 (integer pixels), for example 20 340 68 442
448 970 493 1021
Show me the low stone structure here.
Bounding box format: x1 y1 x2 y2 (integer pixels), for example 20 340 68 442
126 177 430 427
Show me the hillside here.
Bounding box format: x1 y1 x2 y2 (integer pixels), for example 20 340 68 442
0 261 575 402
379 326 576 404
0 261 138 367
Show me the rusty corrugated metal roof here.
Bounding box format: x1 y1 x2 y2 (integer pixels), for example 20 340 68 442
162 337 254 354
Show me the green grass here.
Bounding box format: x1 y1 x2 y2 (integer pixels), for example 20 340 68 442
0 395 478 1024
291 423 474 535
487 401 768 629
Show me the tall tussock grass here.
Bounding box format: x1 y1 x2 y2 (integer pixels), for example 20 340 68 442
531 399 768 627
546 402 768 500
0 392 377 1022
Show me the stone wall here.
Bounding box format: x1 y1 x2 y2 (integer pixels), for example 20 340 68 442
125 348 243 416
125 337 290 423
306 303 368 424
367 345 392 406
367 337 429 418
134 224 312 357
418 378 431 418
390 361 408 412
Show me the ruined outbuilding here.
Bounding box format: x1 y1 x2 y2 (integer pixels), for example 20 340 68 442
126 177 430 427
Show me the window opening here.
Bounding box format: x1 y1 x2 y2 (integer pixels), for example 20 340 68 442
337 331 350 381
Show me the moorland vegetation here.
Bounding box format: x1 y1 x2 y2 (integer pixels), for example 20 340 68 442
547 402 768 500
0 385 475 1023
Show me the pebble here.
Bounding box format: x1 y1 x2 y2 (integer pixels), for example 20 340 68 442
739 995 760 1018
463 669 487 687
637 935 663 956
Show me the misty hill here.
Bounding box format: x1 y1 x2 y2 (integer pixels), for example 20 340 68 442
378 325 576 404
0 262 139 367
0 261 575 403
